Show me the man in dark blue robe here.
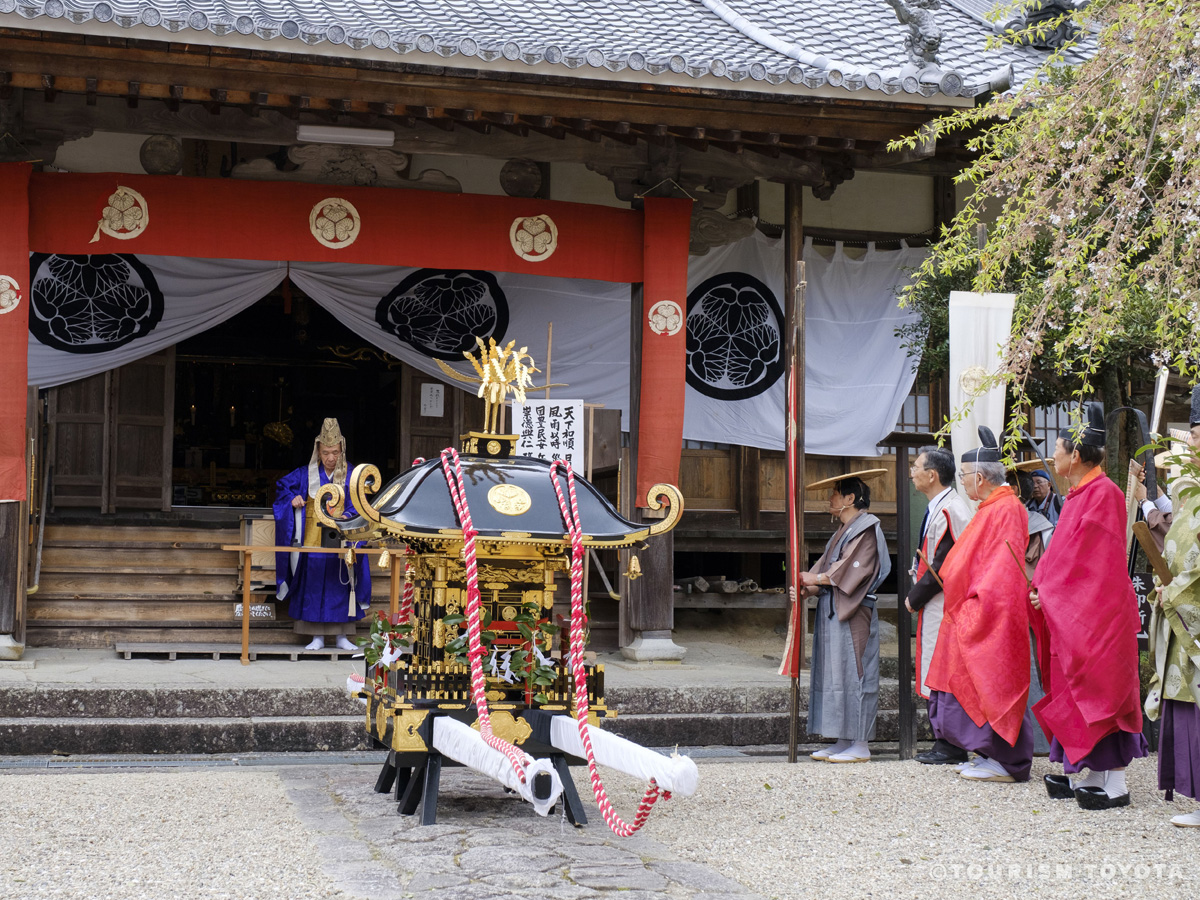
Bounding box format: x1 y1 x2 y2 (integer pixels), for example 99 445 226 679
273 417 370 651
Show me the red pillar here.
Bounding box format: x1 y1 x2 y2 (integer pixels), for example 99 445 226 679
635 197 691 503
0 163 32 502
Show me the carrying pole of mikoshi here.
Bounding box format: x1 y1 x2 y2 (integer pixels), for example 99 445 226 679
780 258 807 763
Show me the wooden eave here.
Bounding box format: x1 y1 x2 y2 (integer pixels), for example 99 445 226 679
0 27 967 163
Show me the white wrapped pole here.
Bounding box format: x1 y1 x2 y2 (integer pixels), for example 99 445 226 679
432 717 563 817
549 717 699 797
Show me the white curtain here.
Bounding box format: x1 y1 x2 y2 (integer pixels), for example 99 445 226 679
26 246 927 458
27 256 286 388
948 291 1015 469
682 232 926 456
288 263 631 426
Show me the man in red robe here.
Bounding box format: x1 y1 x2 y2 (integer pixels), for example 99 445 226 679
925 427 1036 783
1030 402 1147 809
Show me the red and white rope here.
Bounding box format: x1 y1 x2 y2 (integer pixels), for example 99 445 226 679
549 460 670 836
439 447 532 781
397 456 426 626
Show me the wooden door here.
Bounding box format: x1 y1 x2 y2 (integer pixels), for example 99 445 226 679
48 371 110 510
108 348 175 510
48 350 175 512
400 363 483 465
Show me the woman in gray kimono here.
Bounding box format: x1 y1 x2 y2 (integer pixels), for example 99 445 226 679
795 471 891 763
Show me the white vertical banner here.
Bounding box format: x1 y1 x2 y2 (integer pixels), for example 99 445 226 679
514 399 585 467
948 291 1015 474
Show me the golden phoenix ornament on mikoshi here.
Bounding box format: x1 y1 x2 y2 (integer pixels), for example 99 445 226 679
436 337 565 434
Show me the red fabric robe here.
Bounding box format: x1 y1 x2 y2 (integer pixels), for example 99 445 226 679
925 485 1031 745
1030 471 1143 762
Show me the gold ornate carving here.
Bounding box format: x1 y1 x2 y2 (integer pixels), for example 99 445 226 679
472 710 532 745
432 619 446 648
487 440 502 455
501 606 518 621
313 482 346 528
0 274 21 315
625 554 642 580
309 197 362 249
509 214 558 261
90 185 149 243
375 699 390 741
391 709 430 751
644 483 685 536
488 483 532 516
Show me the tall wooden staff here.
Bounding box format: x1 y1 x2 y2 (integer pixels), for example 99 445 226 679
781 258 807 762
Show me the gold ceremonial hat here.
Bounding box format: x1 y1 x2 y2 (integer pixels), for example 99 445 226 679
317 417 344 447
805 468 889 492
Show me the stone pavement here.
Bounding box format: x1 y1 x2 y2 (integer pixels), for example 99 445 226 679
281 761 764 900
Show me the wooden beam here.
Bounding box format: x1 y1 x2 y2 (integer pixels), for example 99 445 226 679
167 83 183 112
85 76 97 106
42 74 56 103
0 38 946 145
126 80 139 108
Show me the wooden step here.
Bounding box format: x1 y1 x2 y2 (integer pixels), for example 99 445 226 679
46 525 239 543
114 642 362 662
26 626 309 649
42 565 239 577
35 572 238 594
28 599 273 624
42 547 237 567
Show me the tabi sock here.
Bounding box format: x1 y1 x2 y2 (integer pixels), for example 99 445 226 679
843 741 869 758
335 634 357 652
966 757 1008 778
1104 769 1128 798
305 636 326 651
826 739 852 754
1076 769 1106 790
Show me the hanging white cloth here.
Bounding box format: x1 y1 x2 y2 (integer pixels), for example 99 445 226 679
947 291 1015 475
288 262 631 424
27 255 287 388
682 231 927 455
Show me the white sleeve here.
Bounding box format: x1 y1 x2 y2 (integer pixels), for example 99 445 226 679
1155 493 1173 515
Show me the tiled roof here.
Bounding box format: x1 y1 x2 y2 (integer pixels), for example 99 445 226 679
0 0 1094 99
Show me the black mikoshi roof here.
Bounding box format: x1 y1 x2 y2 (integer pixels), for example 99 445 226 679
325 452 681 549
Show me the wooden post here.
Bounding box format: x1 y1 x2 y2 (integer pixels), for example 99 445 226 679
784 182 806 763
893 444 916 760
877 430 936 760
240 549 252 665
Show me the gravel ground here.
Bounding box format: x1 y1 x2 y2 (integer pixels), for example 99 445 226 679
0 769 350 900
2 755 1197 900
619 754 1200 900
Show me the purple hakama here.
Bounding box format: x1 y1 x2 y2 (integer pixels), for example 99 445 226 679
928 689 1035 781
1048 729 1148 774
1159 699 1200 800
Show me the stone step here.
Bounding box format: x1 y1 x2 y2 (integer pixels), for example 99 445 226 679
606 681 915 716
0 686 361 718
0 707 932 755
0 716 369 755
608 708 932 748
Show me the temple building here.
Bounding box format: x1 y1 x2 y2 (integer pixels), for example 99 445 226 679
0 0 1089 657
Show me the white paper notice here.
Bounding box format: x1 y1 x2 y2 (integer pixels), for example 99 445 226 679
514 399 584 467
420 382 445 418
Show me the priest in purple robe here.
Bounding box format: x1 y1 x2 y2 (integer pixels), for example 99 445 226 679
273 417 370 651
